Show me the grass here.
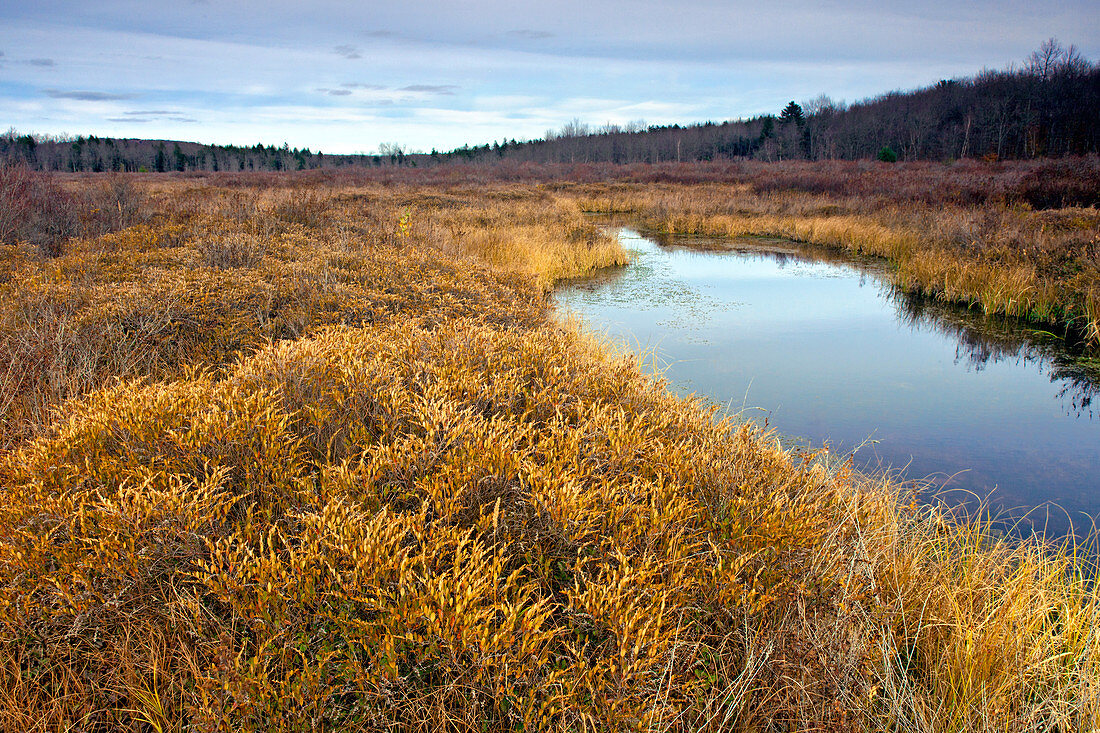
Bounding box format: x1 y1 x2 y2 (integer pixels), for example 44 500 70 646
0 169 1097 731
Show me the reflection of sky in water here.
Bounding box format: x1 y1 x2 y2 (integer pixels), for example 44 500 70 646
556 229 1100 536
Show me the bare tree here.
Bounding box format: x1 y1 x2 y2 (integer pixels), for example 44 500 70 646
1029 38 1067 80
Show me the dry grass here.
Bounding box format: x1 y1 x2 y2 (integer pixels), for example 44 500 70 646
0 174 1096 731
0 183 604 448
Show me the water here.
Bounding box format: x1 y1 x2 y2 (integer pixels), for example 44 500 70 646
555 229 1100 536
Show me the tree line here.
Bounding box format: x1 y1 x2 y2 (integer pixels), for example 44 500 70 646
0 136 397 173
440 39 1099 165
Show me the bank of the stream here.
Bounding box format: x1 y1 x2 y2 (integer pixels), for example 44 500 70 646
567 182 1100 351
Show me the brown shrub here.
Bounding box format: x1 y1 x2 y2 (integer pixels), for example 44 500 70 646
0 164 82 256
1010 156 1100 209
196 232 268 269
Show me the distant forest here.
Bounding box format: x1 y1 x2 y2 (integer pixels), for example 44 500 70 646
455 40 1099 166
3 39 1097 172
0 135 392 174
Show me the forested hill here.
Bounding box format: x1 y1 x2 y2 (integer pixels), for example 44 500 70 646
3 40 1097 172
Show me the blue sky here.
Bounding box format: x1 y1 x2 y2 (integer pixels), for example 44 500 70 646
1 0 1097 154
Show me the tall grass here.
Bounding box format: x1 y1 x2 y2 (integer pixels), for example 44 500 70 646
0 175 1096 731
0 183 609 448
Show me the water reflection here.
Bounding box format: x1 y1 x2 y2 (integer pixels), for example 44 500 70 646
650 230 1100 419
891 292 1098 419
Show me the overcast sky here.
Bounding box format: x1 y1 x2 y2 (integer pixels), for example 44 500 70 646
2 0 1097 154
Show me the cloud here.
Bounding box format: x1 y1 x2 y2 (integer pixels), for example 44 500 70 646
399 84 458 95
107 110 197 123
28 58 56 67
9 1 1090 155
507 30 553 40
334 44 362 59
107 116 197 123
44 89 136 101
316 88 353 96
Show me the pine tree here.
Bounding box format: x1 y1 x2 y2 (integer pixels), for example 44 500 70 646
779 101 804 126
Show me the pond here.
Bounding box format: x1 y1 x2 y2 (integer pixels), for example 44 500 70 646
555 228 1100 537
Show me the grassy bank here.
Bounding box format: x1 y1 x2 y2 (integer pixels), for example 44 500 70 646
1 173 1098 731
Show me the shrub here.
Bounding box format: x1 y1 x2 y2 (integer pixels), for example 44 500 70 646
270 189 327 227
196 232 267 269
97 173 147 229
877 145 899 163
1011 156 1100 209
0 164 81 257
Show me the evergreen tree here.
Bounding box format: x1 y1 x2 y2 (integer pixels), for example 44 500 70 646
760 116 776 139
779 101 805 125
876 145 898 162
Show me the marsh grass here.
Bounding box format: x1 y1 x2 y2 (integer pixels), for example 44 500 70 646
0 184 579 448
0 174 1096 731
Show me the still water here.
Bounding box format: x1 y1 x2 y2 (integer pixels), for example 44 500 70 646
555 229 1100 536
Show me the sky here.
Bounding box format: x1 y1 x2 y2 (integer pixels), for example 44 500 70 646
1 0 1097 155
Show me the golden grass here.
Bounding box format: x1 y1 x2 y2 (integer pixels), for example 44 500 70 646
0 176 1096 731
0 184 617 448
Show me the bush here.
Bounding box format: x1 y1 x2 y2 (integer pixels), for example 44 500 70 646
97 173 147 229
876 145 899 163
0 164 81 256
197 232 267 269
0 167 150 258
1011 156 1100 209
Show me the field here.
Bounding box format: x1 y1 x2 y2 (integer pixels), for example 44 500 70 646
1 163 1098 731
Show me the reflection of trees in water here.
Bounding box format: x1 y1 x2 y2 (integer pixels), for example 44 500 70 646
771 251 793 268
665 232 1100 418
891 290 1099 418
653 232 856 272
